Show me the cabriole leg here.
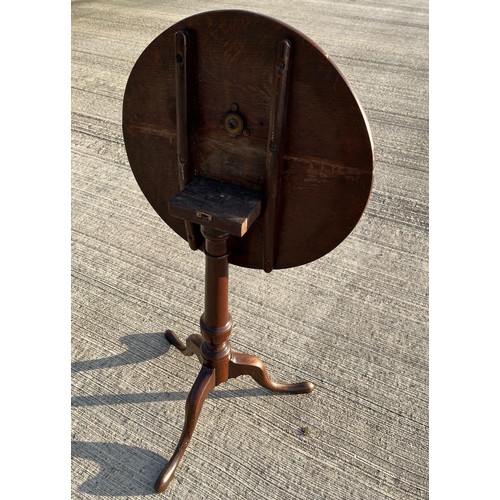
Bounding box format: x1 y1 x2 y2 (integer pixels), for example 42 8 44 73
155 366 216 493
228 351 314 393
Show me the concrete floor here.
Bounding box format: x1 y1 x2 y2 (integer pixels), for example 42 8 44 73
71 1 428 498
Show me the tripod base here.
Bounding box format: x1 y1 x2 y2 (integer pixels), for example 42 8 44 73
155 330 314 493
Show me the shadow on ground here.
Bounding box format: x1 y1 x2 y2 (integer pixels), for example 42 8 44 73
72 385 272 407
71 331 288 407
72 332 171 372
72 331 303 496
72 441 164 497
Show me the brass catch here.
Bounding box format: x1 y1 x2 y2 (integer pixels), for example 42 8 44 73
221 103 249 138
196 211 213 222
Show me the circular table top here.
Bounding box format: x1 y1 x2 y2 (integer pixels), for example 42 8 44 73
123 10 373 270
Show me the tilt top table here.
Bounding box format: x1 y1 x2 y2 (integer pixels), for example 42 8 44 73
122 10 373 493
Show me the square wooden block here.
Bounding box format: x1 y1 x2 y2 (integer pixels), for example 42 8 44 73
168 177 262 237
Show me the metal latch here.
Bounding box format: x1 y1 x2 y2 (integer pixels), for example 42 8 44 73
221 103 250 138
196 211 213 222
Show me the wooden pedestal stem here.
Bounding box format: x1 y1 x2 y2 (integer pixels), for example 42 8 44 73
199 226 232 385
155 227 315 493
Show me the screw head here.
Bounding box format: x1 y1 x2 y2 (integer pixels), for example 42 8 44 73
231 103 239 112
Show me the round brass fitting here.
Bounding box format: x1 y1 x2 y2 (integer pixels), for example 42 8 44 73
221 104 249 138
223 112 244 137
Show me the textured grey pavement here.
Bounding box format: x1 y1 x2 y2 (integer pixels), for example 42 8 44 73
71 1 428 498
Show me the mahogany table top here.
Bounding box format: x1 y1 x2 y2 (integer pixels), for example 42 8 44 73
123 10 373 270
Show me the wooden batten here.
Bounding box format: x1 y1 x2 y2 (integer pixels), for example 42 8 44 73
174 29 201 250
263 39 292 272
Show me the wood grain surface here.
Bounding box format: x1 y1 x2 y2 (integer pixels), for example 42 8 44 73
122 10 373 270
168 177 262 237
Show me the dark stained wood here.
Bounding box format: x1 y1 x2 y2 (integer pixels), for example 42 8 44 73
154 365 215 493
199 227 232 386
156 227 315 492
228 351 314 393
123 10 373 270
174 30 189 189
174 29 202 250
164 330 204 364
263 39 292 272
168 177 262 237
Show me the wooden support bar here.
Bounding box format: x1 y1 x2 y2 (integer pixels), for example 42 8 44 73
174 29 199 250
168 177 262 238
263 39 292 272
